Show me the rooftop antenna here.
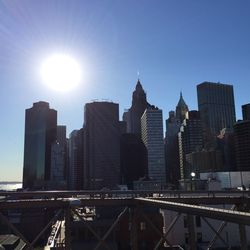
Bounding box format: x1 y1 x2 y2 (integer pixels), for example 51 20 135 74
137 70 140 80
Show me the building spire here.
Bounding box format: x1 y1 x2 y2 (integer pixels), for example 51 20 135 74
177 91 187 108
136 78 143 91
176 91 189 122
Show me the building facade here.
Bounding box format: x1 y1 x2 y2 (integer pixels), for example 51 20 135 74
241 103 250 121
120 133 148 189
185 150 223 174
68 129 84 190
165 93 188 186
242 103 250 121
216 128 236 171
50 142 66 189
178 111 203 179
165 111 181 186
234 120 250 171
141 107 166 184
23 101 57 189
197 82 236 147
56 125 67 145
83 102 121 190
233 104 250 171
50 125 67 189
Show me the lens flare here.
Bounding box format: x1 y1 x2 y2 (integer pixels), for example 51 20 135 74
40 54 82 92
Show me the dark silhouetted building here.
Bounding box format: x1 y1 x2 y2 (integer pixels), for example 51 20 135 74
120 133 148 189
57 125 67 180
242 103 250 121
119 121 127 135
216 128 236 171
141 107 166 184
68 129 84 190
23 101 57 189
165 111 181 186
56 125 67 145
234 104 250 171
178 111 203 179
176 92 189 123
50 125 68 189
234 120 250 171
83 102 120 190
197 82 236 147
186 150 223 174
123 79 151 135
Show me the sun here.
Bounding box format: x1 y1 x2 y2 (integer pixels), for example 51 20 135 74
40 53 82 92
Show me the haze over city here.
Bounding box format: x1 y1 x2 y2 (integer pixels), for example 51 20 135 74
1 0 250 181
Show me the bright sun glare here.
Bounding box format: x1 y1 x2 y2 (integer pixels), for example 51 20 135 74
40 54 82 92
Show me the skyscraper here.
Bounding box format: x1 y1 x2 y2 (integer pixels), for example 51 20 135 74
56 125 67 145
50 142 66 188
165 111 181 186
141 107 166 184
83 102 121 190
197 82 236 146
68 129 84 190
216 128 236 171
23 101 57 189
242 103 250 121
123 79 151 135
120 133 148 189
233 106 250 171
233 121 250 171
165 93 188 186
178 111 203 179
50 125 67 189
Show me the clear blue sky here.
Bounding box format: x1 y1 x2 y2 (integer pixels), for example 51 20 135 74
1 0 250 181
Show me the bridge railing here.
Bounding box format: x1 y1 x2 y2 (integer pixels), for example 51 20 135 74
1 189 250 200
0 191 250 250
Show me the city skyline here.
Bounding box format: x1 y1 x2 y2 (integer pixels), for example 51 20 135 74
1 1 250 181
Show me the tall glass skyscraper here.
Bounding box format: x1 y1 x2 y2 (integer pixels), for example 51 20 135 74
50 125 67 184
23 101 57 189
141 107 166 184
197 82 236 145
68 128 84 190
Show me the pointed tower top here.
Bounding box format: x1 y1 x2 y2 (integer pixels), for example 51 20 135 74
132 78 147 107
177 91 188 108
135 79 143 91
